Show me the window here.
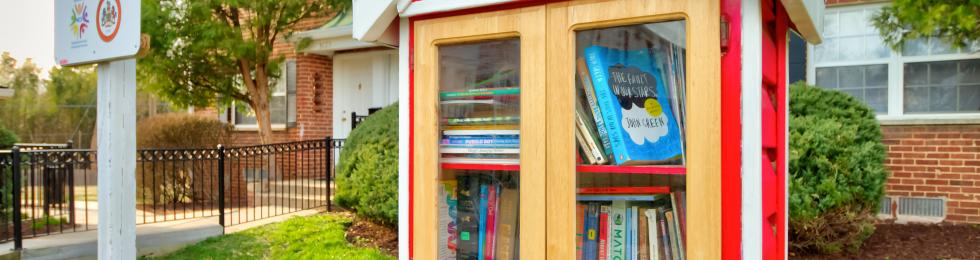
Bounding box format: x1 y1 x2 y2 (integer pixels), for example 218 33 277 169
808 3 980 120
230 60 297 129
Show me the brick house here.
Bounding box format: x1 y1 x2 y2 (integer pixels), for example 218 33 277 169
805 0 980 223
196 11 399 146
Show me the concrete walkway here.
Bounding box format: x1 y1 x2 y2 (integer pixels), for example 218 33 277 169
0 207 326 260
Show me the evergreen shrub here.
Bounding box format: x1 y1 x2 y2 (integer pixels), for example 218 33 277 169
789 82 888 254
336 104 398 226
0 125 17 149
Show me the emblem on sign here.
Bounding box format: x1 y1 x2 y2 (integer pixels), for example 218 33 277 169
96 0 121 42
70 2 89 39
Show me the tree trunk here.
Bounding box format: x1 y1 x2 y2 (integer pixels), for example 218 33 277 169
251 65 274 145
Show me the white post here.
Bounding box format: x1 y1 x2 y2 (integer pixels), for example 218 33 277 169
96 58 138 259
741 0 764 259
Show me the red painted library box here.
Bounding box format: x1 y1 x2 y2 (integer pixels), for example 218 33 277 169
379 0 823 259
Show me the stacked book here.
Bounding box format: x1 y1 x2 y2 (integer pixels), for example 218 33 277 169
440 86 521 165
576 190 687 260
575 36 687 166
438 173 520 260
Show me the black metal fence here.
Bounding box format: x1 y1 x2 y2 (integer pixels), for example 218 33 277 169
0 137 347 249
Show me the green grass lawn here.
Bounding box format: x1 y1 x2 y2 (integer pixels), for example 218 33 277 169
144 214 394 260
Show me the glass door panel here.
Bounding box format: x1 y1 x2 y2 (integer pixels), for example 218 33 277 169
438 39 522 260
572 20 689 260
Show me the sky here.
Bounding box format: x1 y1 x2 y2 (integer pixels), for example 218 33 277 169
0 1 55 77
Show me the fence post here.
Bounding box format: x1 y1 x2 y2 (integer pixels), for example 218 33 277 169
66 140 76 227
217 145 226 229
350 112 357 130
325 137 332 212
11 146 22 250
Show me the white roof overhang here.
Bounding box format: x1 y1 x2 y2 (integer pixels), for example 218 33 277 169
781 0 824 44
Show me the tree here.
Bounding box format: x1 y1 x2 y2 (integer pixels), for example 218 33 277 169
140 0 349 144
0 52 44 141
871 0 979 50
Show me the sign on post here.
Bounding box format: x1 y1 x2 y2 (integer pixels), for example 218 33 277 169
55 0 140 66
55 0 140 258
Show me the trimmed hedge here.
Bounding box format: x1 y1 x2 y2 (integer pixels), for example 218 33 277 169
336 104 398 226
0 125 17 149
789 82 888 254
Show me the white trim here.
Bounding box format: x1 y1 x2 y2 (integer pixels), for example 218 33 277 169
396 17 409 260
741 0 764 259
353 0 398 42
807 3 980 121
398 0 516 18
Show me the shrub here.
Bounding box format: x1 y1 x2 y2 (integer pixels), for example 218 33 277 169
789 82 888 254
136 114 233 205
0 125 18 149
336 104 398 226
137 113 233 148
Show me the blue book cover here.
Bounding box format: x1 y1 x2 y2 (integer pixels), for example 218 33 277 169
584 204 599 260
584 45 684 165
478 180 489 260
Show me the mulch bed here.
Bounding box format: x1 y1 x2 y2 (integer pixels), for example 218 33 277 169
792 223 980 259
345 215 398 256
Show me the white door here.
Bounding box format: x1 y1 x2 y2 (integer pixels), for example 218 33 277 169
332 50 398 139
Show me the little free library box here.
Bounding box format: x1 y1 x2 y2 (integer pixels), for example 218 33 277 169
359 0 823 259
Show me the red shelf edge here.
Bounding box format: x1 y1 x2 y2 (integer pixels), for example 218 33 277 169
440 163 685 175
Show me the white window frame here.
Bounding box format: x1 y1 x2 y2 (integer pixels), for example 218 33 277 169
807 3 980 125
230 60 296 131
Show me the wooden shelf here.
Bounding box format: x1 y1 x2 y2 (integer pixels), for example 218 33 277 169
440 163 685 175
576 165 686 175
441 163 520 171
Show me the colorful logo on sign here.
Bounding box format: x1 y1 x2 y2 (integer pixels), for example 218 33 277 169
70 3 89 39
96 0 122 42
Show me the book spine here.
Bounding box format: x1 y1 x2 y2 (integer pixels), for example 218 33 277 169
484 184 499 260
632 206 640 260
457 176 480 260
577 186 670 194
576 111 606 164
578 58 615 159
441 87 520 98
439 181 459 259
478 181 489 260
577 195 659 201
445 116 520 125
645 209 659 260
444 130 520 136
625 207 632 260
575 128 596 165
610 202 627 260
440 147 520 154
584 47 627 164
598 206 609 260
584 204 598 260
638 207 649 260
576 204 587 260
659 209 672 260
495 186 518 260
669 194 684 260
442 138 520 145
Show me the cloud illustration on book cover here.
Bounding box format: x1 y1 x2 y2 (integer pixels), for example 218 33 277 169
609 65 670 145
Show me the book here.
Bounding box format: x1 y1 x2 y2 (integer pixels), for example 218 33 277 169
625 206 632 260
645 209 661 260
441 144 520 149
444 130 520 136
576 105 608 164
440 147 520 154
638 207 650 260
658 208 672 260
575 127 596 165
669 192 685 258
576 204 587 260
442 136 520 145
673 191 686 243
456 175 481 260
484 183 499 260
583 45 684 165
584 204 600 260
609 201 627 260
445 116 520 126
577 186 670 195
632 206 640 260
478 178 489 260
443 124 520 131
438 180 459 260
495 184 519 260
598 205 610 260
440 87 520 99
665 210 681 260
577 58 615 159
577 195 660 202
440 157 520 165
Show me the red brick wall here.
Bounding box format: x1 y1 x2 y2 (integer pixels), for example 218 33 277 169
882 124 980 223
